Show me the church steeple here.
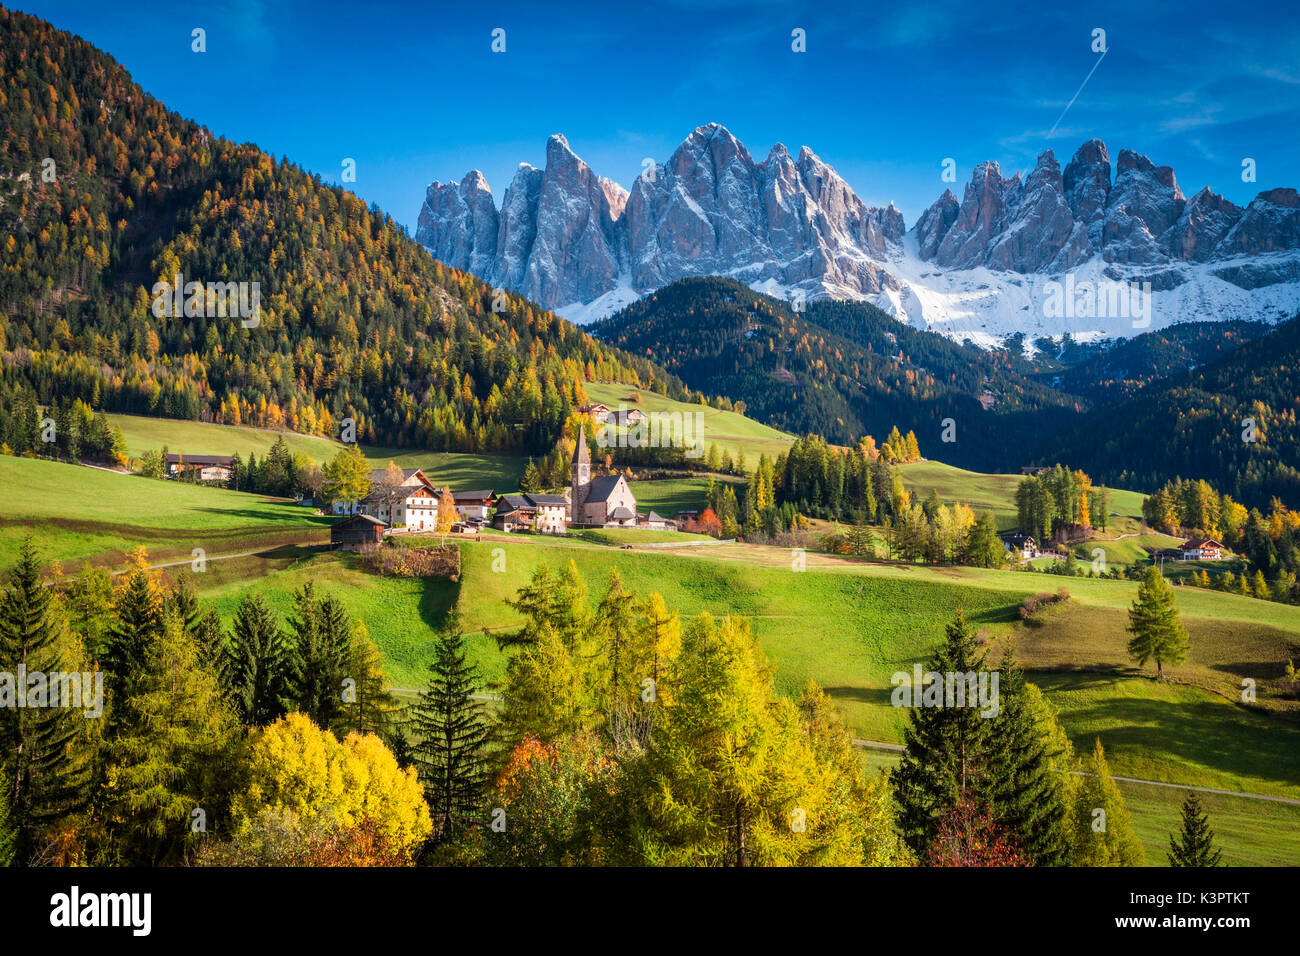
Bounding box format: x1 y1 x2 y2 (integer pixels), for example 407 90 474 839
572 426 592 522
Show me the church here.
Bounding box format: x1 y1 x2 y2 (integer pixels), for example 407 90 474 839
570 426 638 527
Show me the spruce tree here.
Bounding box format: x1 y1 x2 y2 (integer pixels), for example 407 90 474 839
984 653 1071 864
890 609 998 856
1167 791 1223 867
0 538 93 861
294 590 353 727
167 571 203 643
104 553 166 715
224 593 295 726
410 613 489 841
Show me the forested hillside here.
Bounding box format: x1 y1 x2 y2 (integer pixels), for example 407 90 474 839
592 277 1081 472
0 8 679 454
1038 320 1274 403
1049 316 1300 508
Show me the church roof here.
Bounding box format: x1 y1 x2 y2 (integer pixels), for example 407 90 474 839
575 426 590 466
608 507 635 521
584 474 626 503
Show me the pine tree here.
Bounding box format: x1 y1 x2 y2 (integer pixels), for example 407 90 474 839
519 458 541 493
224 593 295 726
289 584 352 727
0 538 93 861
1126 567 1190 680
410 613 489 842
0 779 14 866
593 570 643 727
965 511 1003 568
890 609 998 855
1167 791 1223 866
104 550 166 717
638 592 682 696
984 653 1071 864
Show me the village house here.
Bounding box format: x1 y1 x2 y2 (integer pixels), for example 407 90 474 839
606 408 648 427
571 427 638 527
451 489 495 524
491 492 568 534
165 453 234 482
639 510 672 530
529 493 570 534
578 403 611 422
334 468 444 531
1001 532 1038 559
492 494 536 532
1179 538 1225 561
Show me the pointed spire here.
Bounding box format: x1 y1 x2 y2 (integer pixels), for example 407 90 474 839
575 425 590 465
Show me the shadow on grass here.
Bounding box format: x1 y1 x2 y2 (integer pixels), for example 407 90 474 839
1031 670 1300 794
823 684 895 707
419 575 460 635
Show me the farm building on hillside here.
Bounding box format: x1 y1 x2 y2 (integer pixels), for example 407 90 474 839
606 408 648 427
165 453 234 482
492 493 569 534
331 514 386 551
639 510 672 530
1179 538 1225 561
1001 532 1038 559
578 403 611 422
452 489 495 524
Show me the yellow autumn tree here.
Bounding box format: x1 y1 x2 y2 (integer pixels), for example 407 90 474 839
436 485 458 532
232 713 431 859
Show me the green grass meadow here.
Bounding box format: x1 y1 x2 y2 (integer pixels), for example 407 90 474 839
583 381 796 468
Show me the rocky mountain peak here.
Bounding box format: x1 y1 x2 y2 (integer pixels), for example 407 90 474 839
416 130 1300 335
419 125 904 315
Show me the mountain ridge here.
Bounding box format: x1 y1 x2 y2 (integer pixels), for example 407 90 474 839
419 124 1300 344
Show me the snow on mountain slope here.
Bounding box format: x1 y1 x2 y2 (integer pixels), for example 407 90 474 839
417 125 1300 346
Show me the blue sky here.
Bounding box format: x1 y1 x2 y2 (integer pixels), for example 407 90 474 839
19 0 1300 229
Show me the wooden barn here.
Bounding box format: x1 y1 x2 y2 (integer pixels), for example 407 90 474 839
331 513 386 551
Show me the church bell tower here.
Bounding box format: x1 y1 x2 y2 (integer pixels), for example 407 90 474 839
572 426 591 521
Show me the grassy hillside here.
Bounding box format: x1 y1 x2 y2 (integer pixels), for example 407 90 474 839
583 381 795 468
106 413 527 490
898 459 1152 537
0 455 327 567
